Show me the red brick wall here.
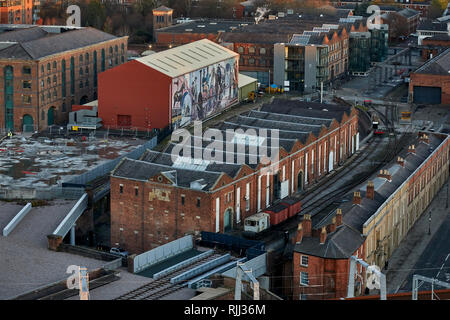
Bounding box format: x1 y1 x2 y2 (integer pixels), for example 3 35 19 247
0 37 128 132
409 73 450 105
109 109 359 253
156 32 219 46
98 59 172 131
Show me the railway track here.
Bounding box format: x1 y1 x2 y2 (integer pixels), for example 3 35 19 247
262 105 415 244
114 253 222 300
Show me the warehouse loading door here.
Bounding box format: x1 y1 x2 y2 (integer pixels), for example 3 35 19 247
413 86 441 104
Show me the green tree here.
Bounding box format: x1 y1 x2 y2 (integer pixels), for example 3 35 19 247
134 0 157 17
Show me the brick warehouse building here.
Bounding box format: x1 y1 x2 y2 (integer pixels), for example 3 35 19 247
284 132 449 300
219 12 367 86
109 99 360 253
0 26 128 132
98 39 239 131
409 48 450 105
0 0 33 25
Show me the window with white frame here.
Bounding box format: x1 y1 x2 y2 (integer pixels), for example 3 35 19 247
300 272 309 286
300 255 309 267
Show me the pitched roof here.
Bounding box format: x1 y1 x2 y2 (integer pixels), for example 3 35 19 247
414 48 450 76
417 21 448 32
135 39 238 78
0 27 120 60
153 6 173 12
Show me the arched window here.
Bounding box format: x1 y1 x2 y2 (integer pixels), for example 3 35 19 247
109 47 113 54
47 77 51 85
53 61 57 69
121 55 124 63
85 53 89 62
41 65 44 73
53 89 57 97
121 43 124 52
79 68 83 76
238 47 244 54
79 55 83 63
79 81 83 88
53 75 57 84
115 45 118 53
47 63 50 71
85 66 89 74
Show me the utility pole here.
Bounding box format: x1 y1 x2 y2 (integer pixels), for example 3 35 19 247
428 210 432 236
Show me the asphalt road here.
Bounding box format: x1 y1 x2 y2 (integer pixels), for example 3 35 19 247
399 211 450 292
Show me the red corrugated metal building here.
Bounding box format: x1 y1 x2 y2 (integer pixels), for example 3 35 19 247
98 39 239 131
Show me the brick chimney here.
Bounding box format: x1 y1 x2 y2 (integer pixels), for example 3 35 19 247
419 134 429 144
353 191 362 205
329 216 337 233
397 156 405 167
319 226 327 244
303 214 312 237
294 224 303 244
366 180 375 200
336 208 343 226
377 169 392 181
408 144 416 154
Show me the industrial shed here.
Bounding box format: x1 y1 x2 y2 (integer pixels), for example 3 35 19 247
98 39 239 131
238 73 258 102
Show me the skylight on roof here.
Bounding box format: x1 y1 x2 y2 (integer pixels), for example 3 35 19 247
172 156 210 171
233 133 266 147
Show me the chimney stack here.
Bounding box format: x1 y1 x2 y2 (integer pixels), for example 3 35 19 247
377 169 392 181
397 156 405 167
336 208 343 226
419 134 429 144
366 180 375 200
303 214 312 237
320 226 327 244
353 191 362 205
329 216 337 233
408 144 416 154
294 224 303 244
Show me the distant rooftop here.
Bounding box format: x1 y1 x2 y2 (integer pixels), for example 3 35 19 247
135 39 238 78
0 26 123 60
156 19 252 34
414 48 450 76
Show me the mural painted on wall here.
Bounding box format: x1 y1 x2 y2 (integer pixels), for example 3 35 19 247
171 58 238 128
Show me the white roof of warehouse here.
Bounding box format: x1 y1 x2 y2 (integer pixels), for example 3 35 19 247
238 73 257 88
135 39 238 78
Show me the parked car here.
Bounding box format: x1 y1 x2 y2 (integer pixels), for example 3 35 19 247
110 247 128 257
177 18 192 24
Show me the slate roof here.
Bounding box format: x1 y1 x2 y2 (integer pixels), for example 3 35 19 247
398 8 420 18
112 158 222 191
157 20 251 34
414 48 450 76
417 21 448 32
0 27 119 60
293 133 447 259
292 224 365 259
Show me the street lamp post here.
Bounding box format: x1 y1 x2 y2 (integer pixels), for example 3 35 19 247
428 211 431 235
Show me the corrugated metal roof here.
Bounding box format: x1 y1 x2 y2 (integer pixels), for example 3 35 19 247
238 73 257 88
135 39 238 78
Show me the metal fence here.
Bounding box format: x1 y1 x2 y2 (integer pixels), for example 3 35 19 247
133 235 193 273
63 135 157 187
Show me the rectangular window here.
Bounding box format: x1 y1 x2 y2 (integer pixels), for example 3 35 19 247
23 66 31 74
300 272 309 286
181 195 185 205
301 255 309 267
23 80 31 89
23 95 31 104
135 187 139 196
245 183 250 211
119 185 123 194
197 197 201 207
